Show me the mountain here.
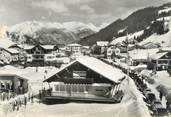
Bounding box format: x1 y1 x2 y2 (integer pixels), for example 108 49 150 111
78 2 171 46
7 21 97 45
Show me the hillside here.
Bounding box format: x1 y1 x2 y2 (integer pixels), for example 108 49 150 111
78 2 171 46
7 21 97 45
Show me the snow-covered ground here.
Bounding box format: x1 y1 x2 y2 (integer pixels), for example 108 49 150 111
0 64 151 117
0 76 150 117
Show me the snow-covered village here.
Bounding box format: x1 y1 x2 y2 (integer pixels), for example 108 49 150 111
0 0 171 117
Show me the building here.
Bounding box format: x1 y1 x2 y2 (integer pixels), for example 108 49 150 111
128 49 159 66
66 43 82 56
0 74 28 94
150 51 171 70
142 42 160 49
25 45 59 65
96 41 109 54
43 57 125 102
0 47 20 64
106 46 115 59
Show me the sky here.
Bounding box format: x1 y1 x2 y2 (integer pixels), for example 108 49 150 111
0 0 170 27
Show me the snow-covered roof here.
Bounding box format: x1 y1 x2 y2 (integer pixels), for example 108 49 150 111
44 56 125 83
82 46 90 49
67 43 82 47
150 52 168 60
0 65 27 80
24 45 34 50
24 45 57 50
5 48 19 54
96 41 109 47
41 45 55 50
158 7 171 15
129 49 159 60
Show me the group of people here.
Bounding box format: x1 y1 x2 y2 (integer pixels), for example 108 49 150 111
0 91 16 101
0 91 34 112
8 92 34 111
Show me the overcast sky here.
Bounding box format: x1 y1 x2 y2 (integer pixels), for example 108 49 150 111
0 0 170 27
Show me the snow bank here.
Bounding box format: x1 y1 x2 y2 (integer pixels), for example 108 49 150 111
120 77 151 117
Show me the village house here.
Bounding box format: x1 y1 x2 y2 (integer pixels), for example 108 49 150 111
66 43 82 56
24 44 59 65
142 42 161 49
150 51 171 70
43 57 125 102
128 49 159 66
96 41 109 54
0 66 28 94
0 47 20 64
0 74 28 94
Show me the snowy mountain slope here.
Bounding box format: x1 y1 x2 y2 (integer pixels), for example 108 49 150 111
139 20 171 47
110 5 171 47
7 21 97 45
110 30 144 45
158 7 171 15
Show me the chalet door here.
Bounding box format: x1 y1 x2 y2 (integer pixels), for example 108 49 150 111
66 84 71 96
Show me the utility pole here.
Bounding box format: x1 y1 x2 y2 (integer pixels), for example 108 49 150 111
126 31 130 84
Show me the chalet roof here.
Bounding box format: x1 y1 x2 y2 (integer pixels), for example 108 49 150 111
44 56 125 83
8 44 23 49
24 45 58 50
67 43 82 47
24 45 34 50
151 52 168 60
41 45 55 50
5 48 19 54
0 65 28 80
96 41 109 47
129 49 159 60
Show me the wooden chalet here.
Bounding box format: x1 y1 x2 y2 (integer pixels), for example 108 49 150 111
43 57 125 102
25 44 59 65
150 51 171 70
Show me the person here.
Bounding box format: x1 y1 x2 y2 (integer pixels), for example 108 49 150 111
159 91 163 101
31 93 34 103
166 101 171 112
39 90 42 103
24 95 27 108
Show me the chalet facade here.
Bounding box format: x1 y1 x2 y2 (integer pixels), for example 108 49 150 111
96 41 109 54
25 45 59 64
150 51 171 70
66 43 82 56
43 57 125 102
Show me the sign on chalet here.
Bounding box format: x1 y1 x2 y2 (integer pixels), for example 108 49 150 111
43 57 125 102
